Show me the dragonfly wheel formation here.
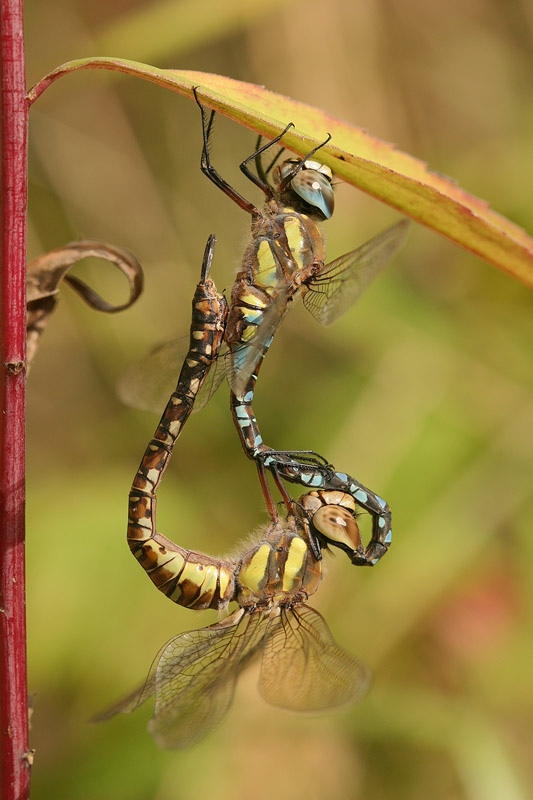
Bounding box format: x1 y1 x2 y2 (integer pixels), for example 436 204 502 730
117 98 408 565
98 237 370 749
192 89 409 565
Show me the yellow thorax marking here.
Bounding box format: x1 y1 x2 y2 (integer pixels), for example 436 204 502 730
241 326 257 342
240 291 268 309
254 240 278 289
283 216 305 269
282 537 307 592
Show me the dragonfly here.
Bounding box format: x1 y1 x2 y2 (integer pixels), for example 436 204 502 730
118 91 409 565
97 236 370 749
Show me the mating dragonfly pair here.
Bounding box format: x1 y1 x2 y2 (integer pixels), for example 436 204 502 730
101 91 409 748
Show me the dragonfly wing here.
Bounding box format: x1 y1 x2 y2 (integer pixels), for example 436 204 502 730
147 608 268 749
259 604 370 712
228 285 290 398
116 337 227 414
303 219 410 326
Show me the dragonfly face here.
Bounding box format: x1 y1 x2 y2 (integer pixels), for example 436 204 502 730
272 158 335 220
300 490 365 562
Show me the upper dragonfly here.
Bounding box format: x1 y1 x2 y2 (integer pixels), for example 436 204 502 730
119 91 409 564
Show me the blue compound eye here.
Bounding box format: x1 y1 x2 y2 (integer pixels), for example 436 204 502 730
290 169 334 219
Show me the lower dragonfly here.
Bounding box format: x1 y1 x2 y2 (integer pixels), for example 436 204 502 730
98 235 370 749
118 94 408 565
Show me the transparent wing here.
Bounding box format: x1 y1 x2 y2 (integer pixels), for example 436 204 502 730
303 219 410 326
228 286 290 398
116 337 228 414
148 608 268 748
96 608 268 749
259 604 370 711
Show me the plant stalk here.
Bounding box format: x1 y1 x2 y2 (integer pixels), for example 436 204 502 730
0 0 30 797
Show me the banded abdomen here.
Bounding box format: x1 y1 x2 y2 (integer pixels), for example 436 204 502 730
127 515 236 610
127 237 233 611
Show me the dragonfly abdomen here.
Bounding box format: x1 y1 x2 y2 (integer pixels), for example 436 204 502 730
127 238 234 610
127 509 236 610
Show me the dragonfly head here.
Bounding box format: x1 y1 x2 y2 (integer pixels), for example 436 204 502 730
299 491 364 560
273 158 334 220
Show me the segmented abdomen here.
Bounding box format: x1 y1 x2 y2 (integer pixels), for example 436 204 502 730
127 263 234 611
127 500 235 610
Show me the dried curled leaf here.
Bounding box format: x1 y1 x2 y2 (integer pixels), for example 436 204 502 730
26 240 144 369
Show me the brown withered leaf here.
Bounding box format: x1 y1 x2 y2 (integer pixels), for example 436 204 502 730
26 240 144 369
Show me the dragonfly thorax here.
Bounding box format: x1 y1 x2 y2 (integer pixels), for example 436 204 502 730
236 516 322 608
273 158 334 220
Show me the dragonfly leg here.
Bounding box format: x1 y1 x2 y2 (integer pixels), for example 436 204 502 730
261 449 332 469
193 87 258 216
255 460 279 522
257 462 324 562
270 465 293 511
239 122 295 194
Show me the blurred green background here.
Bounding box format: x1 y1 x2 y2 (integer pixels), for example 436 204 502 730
24 0 533 798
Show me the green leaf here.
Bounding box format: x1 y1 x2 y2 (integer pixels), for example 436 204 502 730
28 59 533 287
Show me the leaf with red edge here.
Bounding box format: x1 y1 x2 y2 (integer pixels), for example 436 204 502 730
27 59 533 287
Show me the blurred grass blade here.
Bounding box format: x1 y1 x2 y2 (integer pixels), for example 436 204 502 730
356 687 531 800
27 60 533 286
93 0 303 64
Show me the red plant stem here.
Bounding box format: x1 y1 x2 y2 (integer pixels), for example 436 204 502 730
0 0 30 798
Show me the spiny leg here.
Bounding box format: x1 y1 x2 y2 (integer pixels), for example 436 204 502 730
239 122 295 193
193 87 258 215
240 126 333 196
255 460 278 522
254 134 286 187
